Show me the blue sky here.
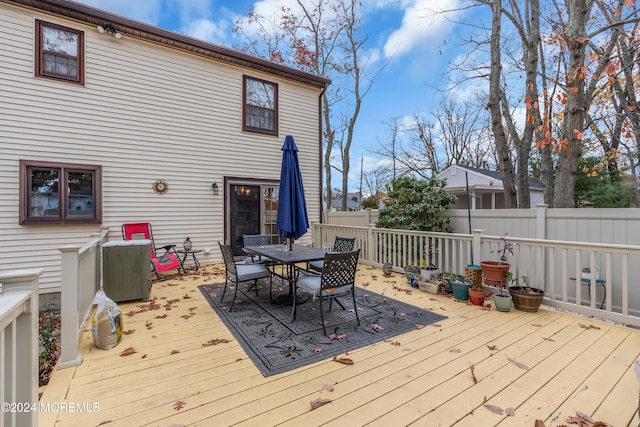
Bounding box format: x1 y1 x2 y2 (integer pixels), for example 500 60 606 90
77 0 482 191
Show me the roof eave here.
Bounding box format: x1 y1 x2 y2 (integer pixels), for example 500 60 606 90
7 0 331 89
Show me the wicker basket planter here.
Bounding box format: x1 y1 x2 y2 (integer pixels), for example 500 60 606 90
509 286 544 312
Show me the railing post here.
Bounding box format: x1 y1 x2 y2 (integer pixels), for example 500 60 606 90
472 229 484 263
58 244 83 368
0 268 43 427
367 223 375 264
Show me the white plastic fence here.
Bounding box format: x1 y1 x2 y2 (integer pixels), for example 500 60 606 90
312 224 640 327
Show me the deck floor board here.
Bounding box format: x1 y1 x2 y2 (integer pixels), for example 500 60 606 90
39 264 640 427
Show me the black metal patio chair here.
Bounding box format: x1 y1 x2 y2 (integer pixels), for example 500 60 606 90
293 249 360 336
308 236 356 273
219 242 272 311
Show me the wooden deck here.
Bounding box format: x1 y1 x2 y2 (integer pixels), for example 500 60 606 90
39 264 640 427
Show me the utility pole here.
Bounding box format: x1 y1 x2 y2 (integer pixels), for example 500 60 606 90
359 156 363 211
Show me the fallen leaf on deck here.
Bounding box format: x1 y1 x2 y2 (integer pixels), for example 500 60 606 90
534 420 546 427
145 321 153 329
183 294 191 299
322 384 334 391
371 323 384 331
141 354 147 359
171 350 180 355
333 356 354 365
579 323 601 330
470 363 477 384
484 404 503 415
310 347 322 353
507 356 529 370
123 329 135 335
155 314 168 319
487 345 498 351
202 338 230 346
505 407 515 416
542 337 555 341
531 323 542 327
450 348 462 353
173 400 186 410
431 323 441 328
119 347 137 357
310 398 331 410
415 324 425 329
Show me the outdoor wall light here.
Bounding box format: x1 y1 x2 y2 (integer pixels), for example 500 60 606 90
97 24 122 39
211 182 219 195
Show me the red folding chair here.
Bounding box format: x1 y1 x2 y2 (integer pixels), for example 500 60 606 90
122 222 184 279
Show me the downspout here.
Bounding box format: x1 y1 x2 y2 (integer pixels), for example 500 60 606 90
318 85 327 224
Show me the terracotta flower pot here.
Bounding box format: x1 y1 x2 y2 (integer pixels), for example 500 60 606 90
468 287 487 306
480 261 510 286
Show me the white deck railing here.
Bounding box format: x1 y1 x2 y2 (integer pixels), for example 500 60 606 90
0 268 43 427
312 224 640 327
57 229 109 368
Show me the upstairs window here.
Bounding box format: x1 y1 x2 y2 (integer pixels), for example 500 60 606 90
19 160 101 225
243 76 278 135
35 20 84 84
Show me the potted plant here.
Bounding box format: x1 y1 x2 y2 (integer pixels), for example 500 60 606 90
403 264 421 287
508 275 545 312
480 233 513 286
447 273 472 301
420 242 440 281
468 278 488 306
493 271 515 312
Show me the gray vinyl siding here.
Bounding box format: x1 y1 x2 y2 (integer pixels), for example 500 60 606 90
0 3 324 292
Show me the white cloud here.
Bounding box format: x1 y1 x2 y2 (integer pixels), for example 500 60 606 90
76 0 163 25
181 18 229 44
383 0 461 59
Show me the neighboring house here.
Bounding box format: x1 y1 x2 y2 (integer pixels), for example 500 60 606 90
437 165 545 209
329 197 360 212
1 0 330 294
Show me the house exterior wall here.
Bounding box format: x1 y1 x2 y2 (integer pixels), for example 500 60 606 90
0 2 324 292
438 165 543 209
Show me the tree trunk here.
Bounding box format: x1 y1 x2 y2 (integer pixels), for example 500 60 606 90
554 0 594 207
488 0 517 208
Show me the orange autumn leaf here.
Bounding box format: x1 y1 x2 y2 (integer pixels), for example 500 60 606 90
570 87 579 93
119 346 137 357
333 356 354 365
202 338 230 346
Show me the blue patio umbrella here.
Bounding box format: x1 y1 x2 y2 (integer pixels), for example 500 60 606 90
277 135 309 250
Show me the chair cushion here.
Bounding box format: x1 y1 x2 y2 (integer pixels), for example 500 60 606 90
152 254 181 272
296 274 352 297
309 260 324 272
236 263 270 282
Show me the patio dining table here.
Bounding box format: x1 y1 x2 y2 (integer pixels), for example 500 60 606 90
243 244 328 305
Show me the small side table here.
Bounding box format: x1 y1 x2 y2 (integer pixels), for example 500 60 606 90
178 249 202 270
570 277 606 309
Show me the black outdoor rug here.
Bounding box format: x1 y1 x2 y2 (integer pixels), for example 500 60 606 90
198 279 447 377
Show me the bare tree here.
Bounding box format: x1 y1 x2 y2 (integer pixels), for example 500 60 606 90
235 0 385 212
